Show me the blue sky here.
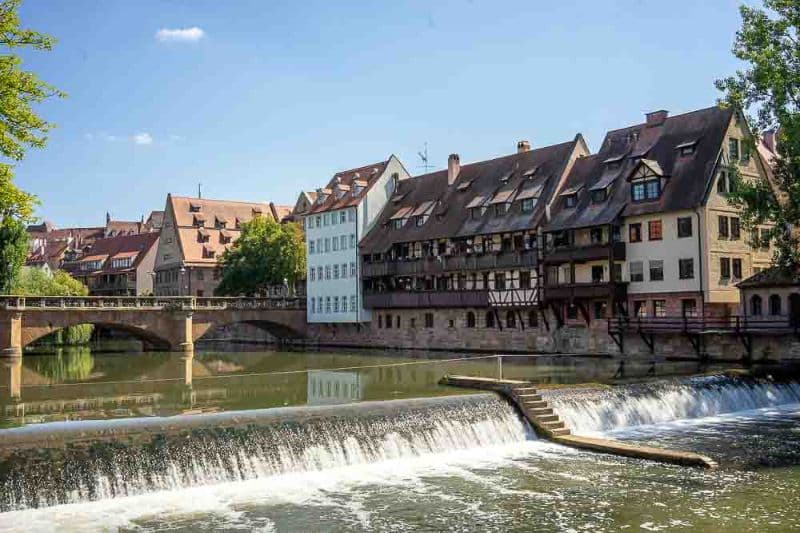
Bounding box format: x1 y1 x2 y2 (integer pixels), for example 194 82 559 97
16 0 747 226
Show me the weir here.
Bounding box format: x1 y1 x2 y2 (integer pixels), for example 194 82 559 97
440 374 718 468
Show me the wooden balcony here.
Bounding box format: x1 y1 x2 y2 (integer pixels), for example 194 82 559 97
543 241 626 264
543 281 628 301
363 290 490 309
361 249 538 279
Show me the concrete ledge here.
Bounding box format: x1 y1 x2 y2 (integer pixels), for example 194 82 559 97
554 434 717 468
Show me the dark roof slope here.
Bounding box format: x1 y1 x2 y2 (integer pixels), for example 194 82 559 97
65 232 160 273
738 265 800 289
545 105 734 232
360 137 582 254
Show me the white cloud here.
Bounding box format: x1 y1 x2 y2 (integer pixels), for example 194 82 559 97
133 132 153 145
155 27 205 42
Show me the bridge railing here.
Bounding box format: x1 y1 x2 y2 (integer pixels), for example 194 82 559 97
608 314 797 335
0 295 306 311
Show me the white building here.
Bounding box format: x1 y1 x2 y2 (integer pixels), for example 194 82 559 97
304 155 410 323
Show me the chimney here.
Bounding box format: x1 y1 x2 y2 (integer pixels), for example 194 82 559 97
645 110 669 127
517 140 531 153
762 129 778 155
447 153 460 185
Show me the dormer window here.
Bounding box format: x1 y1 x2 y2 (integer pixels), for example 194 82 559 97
193 214 206 227
470 207 482 219
591 189 607 203
414 215 427 227
564 194 578 208
606 161 621 171
215 216 227 229
252 207 263 217
631 179 660 201
494 203 508 216
197 228 210 243
203 247 216 259
521 198 535 213
189 202 201 213
392 218 404 230
676 140 698 156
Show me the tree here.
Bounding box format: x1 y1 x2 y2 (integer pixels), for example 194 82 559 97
215 217 306 296
716 0 800 268
0 215 26 291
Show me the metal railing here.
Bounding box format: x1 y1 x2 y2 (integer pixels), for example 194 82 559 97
608 314 798 335
0 295 306 311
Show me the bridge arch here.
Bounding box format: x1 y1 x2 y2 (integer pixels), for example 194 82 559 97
22 320 173 351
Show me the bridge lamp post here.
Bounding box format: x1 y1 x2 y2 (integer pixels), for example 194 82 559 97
180 266 190 297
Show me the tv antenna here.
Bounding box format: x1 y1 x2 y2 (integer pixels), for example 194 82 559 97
198 182 202 199
417 142 432 173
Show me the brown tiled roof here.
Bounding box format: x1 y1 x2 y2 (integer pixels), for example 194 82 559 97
105 220 143 236
306 159 390 214
25 240 68 266
70 232 160 273
359 138 583 254
545 105 734 232
168 195 275 265
270 203 294 223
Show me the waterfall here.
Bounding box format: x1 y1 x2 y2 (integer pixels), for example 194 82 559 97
550 376 800 434
0 395 530 511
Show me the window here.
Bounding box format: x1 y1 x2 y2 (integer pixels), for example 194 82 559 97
564 194 578 208
679 258 694 279
317 266 323 280
718 216 729 239
528 310 539 327
424 313 434 328
378 315 382 328
521 198 535 212
653 300 666 317
632 182 646 202
318 298 323 314
520 271 531 289
494 203 508 216
470 207 482 220
333 264 339 279
592 265 604 283
682 299 697 317
720 257 731 279
324 238 331 252
323 213 330 226
348 209 356 222
732 258 742 279
677 217 692 238
730 217 741 240
341 297 348 313
309 268 315 282
506 311 516 329
392 218 404 230
649 260 664 281
332 238 339 251
485 312 495 328
340 235 347 249
316 238 322 253
385 313 392 328
769 294 782 316
349 234 356 249
350 295 356 311
729 138 740 161
629 223 642 243
466 312 476 328
333 297 339 313
310 297 315 313
760 228 770 250
325 297 331 314
566 305 578 320
340 211 347 224
309 241 315 254
593 302 606 319
613 263 623 281
630 261 644 282
340 263 347 278
325 265 331 280
648 220 663 240
717 171 728 194
632 179 661 201
591 189 607 203
495 273 506 290
590 227 604 244
634 300 647 317
750 294 763 316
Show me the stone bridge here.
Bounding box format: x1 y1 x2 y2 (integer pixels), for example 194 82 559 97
0 296 307 356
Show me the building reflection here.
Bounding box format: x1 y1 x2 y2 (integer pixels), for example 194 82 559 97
307 370 365 405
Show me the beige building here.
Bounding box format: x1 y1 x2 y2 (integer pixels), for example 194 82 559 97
153 195 291 296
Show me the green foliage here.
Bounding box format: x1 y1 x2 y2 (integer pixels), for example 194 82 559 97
215 218 306 296
0 214 25 291
716 0 800 268
12 267 92 344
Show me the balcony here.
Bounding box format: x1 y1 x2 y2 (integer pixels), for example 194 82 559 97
543 242 625 264
543 281 628 301
362 249 538 279
363 290 490 309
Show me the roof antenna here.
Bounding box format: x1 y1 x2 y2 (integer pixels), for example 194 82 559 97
198 182 202 199
417 142 432 173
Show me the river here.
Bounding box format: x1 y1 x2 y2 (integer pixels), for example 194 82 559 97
0 343 798 531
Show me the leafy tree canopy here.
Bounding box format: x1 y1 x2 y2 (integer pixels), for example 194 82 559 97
11 267 89 296
0 214 26 291
215 217 306 296
716 0 800 267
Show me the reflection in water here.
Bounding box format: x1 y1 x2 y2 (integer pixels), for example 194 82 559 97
29 347 95 381
307 370 365 405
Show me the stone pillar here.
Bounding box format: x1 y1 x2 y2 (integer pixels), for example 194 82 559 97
1 357 21 400
172 311 194 353
0 312 23 358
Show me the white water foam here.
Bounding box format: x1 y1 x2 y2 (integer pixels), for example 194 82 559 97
551 378 800 435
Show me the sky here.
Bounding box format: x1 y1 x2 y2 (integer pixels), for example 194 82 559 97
14 0 751 227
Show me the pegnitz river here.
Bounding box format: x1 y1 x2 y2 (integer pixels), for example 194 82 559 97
0 344 799 532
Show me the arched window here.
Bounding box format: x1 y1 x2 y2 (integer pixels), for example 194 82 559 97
506 311 516 329
485 311 495 328
528 310 538 328
769 294 782 316
466 311 476 328
750 295 763 316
